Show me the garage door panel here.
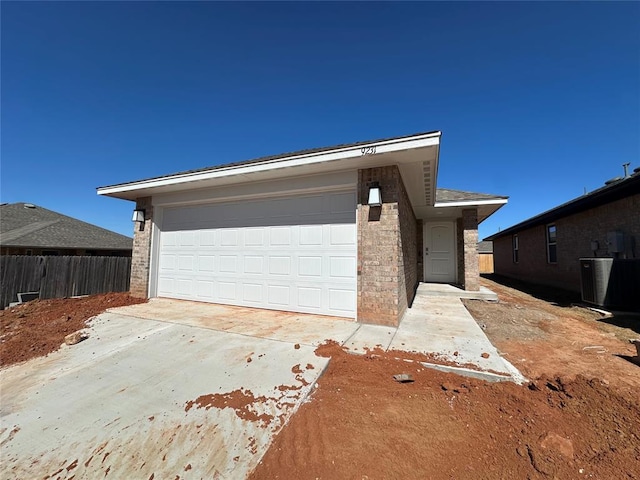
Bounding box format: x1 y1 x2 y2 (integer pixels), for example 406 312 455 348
220 230 239 246
299 226 323 245
242 283 263 303
157 276 174 295
298 287 322 309
157 190 356 318
267 285 290 306
176 278 193 295
329 257 356 278
218 281 237 300
161 231 178 246
219 255 238 273
244 228 264 247
269 256 291 275
199 230 216 247
196 280 214 299
244 256 264 274
198 255 215 272
270 227 291 246
329 288 356 312
298 256 322 277
178 255 194 272
330 224 356 245
160 254 176 270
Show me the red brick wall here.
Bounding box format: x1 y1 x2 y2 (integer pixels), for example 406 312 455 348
357 165 418 326
130 197 154 298
398 171 418 313
494 194 640 292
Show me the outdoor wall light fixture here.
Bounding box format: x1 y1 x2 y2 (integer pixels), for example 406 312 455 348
368 182 382 207
132 209 145 222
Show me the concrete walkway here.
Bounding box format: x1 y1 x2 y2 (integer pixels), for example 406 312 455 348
0 289 523 479
344 284 523 381
110 291 523 382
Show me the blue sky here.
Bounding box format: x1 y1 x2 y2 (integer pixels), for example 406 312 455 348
2 2 638 239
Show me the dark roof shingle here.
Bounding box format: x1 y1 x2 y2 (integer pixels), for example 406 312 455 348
485 173 640 240
477 240 493 253
0 203 132 250
98 130 441 190
436 188 508 203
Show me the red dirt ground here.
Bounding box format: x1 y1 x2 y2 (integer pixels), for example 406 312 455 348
249 278 640 480
0 292 146 367
2 282 639 479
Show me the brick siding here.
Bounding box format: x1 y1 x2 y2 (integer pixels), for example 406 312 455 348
462 208 479 291
493 193 640 292
357 166 418 326
130 197 154 298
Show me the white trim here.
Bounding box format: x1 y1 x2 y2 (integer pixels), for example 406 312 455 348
434 198 507 208
546 223 557 264
148 206 163 298
97 132 440 196
151 171 357 208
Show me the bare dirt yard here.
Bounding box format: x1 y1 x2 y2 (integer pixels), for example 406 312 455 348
0 292 145 367
1 281 639 479
249 277 640 480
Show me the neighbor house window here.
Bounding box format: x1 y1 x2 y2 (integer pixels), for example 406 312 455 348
512 235 519 263
546 224 557 263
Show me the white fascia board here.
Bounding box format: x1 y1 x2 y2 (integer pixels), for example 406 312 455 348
97 132 441 197
434 198 508 208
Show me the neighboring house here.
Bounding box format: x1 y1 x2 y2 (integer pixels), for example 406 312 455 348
485 170 640 294
0 203 133 256
98 131 507 326
477 240 494 274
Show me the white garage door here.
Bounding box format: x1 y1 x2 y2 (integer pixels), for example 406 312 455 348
156 190 357 318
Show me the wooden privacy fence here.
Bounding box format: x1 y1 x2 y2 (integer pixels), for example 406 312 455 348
1 255 131 309
479 253 494 274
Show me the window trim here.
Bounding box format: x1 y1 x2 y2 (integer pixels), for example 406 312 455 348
512 234 519 263
546 224 557 264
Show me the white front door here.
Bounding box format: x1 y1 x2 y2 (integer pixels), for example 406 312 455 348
424 221 456 283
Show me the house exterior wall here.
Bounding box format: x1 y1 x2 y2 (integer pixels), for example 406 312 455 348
398 173 419 315
462 208 479 291
416 219 424 282
454 209 479 290
493 194 640 292
130 196 154 298
357 165 418 326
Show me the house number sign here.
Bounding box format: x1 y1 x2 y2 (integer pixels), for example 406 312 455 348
361 146 377 155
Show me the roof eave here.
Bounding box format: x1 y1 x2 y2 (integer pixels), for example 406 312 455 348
434 198 508 208
97 131 442 201
485 175 640 241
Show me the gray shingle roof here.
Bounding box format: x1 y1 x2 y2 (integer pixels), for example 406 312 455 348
0 203 132 251
477 240 493 253
436 188 508 203
485 171 640 241
98 130 441 190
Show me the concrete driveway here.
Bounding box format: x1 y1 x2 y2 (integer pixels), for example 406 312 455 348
0 306 359 479
1 294 522 479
